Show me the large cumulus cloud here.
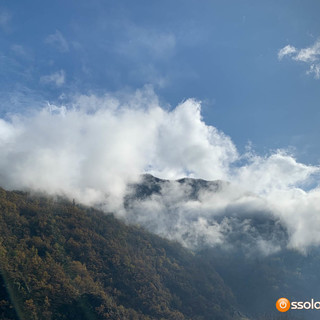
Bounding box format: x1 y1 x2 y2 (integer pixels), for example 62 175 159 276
0 87 319 252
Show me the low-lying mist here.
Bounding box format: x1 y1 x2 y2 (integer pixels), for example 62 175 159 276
0 86 319 253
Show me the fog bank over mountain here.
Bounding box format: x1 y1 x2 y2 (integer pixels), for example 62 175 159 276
0 87 319 252
124 175 289 255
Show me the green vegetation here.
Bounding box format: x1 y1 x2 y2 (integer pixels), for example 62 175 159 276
0 187 239 320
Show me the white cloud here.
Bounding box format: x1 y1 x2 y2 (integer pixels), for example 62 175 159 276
147 98 238 180
278 45 296 60
307 63 320 79
45 30 69 52
234 152 318 194
278 39 320 79
0 87 319 252
40 70 66 87
293 40 320 62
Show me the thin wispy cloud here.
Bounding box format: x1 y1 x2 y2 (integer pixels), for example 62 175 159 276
116 25 176 60
45 30 69 52
11 44 27 56
111 24 176 87
10 44 33 61
0 8 11 31
40 70 66 87
278 39 320 79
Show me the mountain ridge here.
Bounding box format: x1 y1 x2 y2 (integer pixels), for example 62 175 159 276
0 186 245 320
0 175 315 319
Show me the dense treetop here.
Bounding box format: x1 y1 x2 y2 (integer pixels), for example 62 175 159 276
0 187 241 320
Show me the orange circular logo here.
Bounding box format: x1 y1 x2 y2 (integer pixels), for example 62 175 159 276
276 298 290 312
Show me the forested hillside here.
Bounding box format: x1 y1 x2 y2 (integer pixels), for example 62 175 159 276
125 175 313 320
0 187 243 320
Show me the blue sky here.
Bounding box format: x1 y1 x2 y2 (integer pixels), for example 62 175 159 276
1 0 320 164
